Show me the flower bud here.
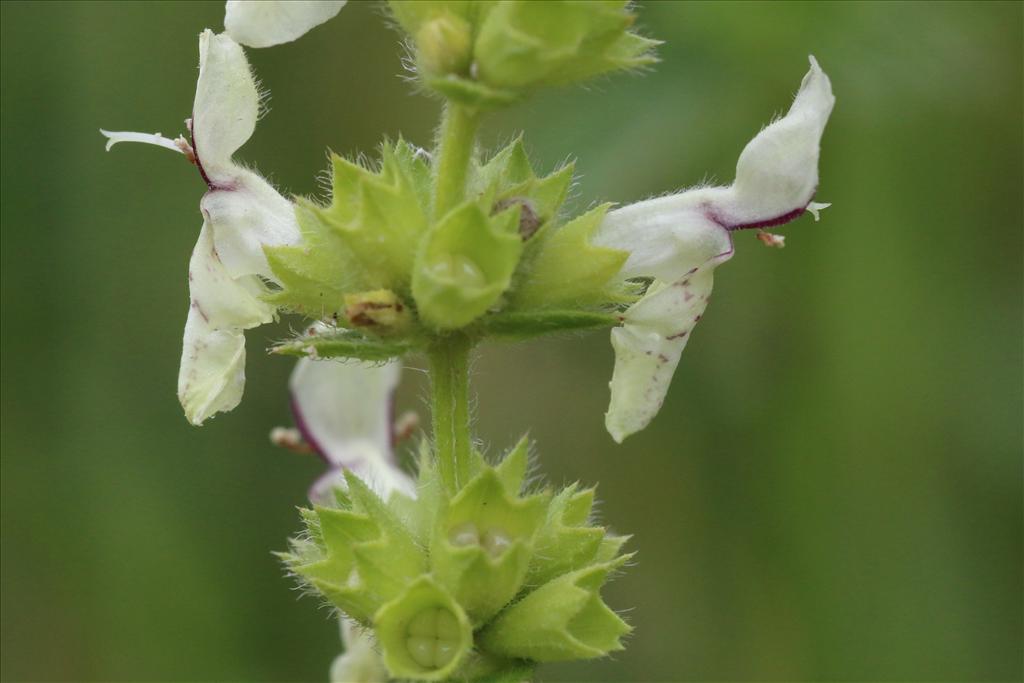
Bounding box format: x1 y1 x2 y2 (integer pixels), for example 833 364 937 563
473 1 657 91
416 13 472 77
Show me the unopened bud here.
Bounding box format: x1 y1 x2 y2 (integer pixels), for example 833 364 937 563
416 13 472 76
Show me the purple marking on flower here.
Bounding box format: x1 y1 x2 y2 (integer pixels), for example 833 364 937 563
726 205 807 231
190 299 209 323
187 117 216 190
707 191 819 233
289 393 333 466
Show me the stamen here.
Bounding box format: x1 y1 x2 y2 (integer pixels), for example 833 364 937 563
269 426 314 454
393 411 420 444
756 231 786 248
99 129 189 154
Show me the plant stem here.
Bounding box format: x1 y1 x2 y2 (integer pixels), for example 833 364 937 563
429 334 473 493
433 103 480 218
428 102 480 492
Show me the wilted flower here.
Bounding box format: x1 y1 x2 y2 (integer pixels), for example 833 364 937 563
594 56 835 442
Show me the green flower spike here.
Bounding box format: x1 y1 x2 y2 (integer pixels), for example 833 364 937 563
389 0 659 108
473 1 659 91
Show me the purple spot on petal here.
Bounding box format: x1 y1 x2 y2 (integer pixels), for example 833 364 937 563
290 394 331 466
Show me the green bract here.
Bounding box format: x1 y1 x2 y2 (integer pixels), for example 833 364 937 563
266 136 630 356
389 0 658 108
283 443 632 681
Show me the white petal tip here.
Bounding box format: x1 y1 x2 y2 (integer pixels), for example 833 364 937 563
807 201 831 221
607 428 628 445
224 0 346 48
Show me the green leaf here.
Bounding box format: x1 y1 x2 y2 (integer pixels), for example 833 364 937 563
412 201 523 329
513 203 629 309
478 309 620 340
271 329 417 361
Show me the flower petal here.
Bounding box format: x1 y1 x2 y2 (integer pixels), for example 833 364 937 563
290 357 401 469
594 192 734 282
329 617 388 683
225 0 346 49
606 265 718 443
192 30 259 174
310 459 416 506
594 57 833 282
720 56 835 228
200 168 301 280
177 221 276 425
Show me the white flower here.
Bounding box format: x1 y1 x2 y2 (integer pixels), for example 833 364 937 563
102 30 301 425
594 56 835 442
329 618 389 683
225 0 346 48
289 357 416 505
288 356 412 682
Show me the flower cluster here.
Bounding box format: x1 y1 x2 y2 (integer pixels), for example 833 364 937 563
103 1 834 681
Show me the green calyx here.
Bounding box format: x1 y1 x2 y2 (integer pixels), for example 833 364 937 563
412 200 523 330
283 440 632 681
479 556 633 662
265 138 430 318
388 0 659 108
267 136 630 361
374 577 474 680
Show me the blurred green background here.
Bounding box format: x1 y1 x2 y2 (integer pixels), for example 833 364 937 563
2 1 1021 681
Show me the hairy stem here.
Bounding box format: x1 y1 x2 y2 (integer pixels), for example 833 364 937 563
429 334 473 493
428 102 481 492
433 103 480 218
